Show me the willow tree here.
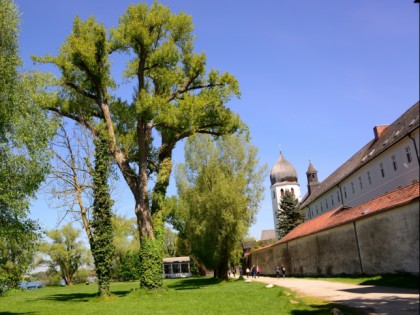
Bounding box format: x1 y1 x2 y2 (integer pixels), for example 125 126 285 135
174 134 266 280
35 1 241 288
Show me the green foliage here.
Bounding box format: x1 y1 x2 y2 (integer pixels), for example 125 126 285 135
277 190 304 239
162 225 177 257
0 211 41 294
174 134 267 278
139 237 163 289
115 251 141 281
90 133 115 296
111 215 140 281
40 223 89 285
0 0 56 294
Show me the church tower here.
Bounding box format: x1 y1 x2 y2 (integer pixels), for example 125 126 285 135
270 151 301 240
306 161 320 196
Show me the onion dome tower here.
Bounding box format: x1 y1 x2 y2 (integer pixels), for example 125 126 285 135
270 151 301 240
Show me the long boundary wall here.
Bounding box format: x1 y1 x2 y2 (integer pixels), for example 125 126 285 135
247 201 419 276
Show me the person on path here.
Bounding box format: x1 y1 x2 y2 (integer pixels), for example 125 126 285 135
275 265 280 279
256 265 261 278
281 265 286 278
246 267 250 278
251 265 256 278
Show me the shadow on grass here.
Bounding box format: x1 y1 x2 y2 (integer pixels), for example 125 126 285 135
166 277 221 290
42 292 97 302
111 290 133 297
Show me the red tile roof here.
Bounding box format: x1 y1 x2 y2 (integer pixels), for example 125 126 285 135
279 182 419 244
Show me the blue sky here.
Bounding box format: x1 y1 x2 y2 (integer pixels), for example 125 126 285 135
15 0 419 239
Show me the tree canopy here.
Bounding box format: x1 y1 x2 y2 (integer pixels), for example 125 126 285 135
173 134 266 279
35 1 243 288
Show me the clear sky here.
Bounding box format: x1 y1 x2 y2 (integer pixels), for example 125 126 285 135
14 0 419 239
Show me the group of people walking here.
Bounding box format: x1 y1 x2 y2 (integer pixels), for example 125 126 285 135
244 264 286 278
245 265 261 278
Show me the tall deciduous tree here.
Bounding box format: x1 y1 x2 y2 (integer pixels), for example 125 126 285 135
174 134 266 280
0 0 56 292
40 223 90 285
277 190 304 239
35 2 242 288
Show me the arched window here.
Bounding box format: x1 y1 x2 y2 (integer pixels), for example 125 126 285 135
280 189 284 197
291 188 295 196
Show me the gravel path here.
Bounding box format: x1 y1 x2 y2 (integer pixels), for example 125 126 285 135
244 276 419 315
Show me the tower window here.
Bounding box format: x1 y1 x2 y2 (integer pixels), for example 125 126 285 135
326 199 328 208
405 146 413 163
272 190 276 199
351 181 355 194
380 162 385 178
291 188 295 196
331 195 334 205
280 189 284 197
343 186 347 199
367 171 372 185
391 155 397 171
358 176 363 190
337 191 340 202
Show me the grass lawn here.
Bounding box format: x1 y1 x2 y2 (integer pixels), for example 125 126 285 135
0 277 364 315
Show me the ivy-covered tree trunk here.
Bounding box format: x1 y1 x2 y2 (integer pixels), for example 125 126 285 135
91 135 115 297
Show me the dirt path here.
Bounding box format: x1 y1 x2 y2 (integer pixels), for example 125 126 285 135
245 276 419 315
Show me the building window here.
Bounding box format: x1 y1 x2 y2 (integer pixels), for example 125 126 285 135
380 162 385 178
358 176 363 190
272 190 276 199
321 203 323 211
391 155 398 171
351 181 355 194
343 186 347 199
291 187 295 196
367 171 372 185
331 195 334 205
405 146 413 163
280 189 284 197
326 199 328 208
316 205 318 214
337 191 340 202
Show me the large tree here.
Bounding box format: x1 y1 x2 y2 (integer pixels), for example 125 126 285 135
173 134 266 280
277 190 304 239
35 2 242 288
0 0 56 292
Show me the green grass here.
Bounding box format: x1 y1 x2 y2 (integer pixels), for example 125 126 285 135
293 274 419 290
0 277 365 315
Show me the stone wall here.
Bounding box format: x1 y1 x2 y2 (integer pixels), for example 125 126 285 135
248 200 419 276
